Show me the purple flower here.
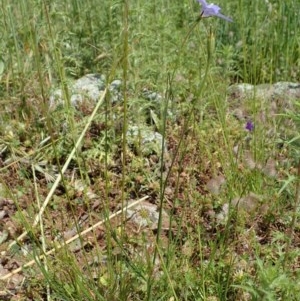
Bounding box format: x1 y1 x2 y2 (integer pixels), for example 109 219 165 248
197 0 233 22
245 121 254 132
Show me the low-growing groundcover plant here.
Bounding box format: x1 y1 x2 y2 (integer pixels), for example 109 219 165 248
0 0 300 300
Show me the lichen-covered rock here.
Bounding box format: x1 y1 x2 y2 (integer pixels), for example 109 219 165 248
228 82 300 108
126 125 166 156
142 89 163 103
49 74 122 109
227 82 300 129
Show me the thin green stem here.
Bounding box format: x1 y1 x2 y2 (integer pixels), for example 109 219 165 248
147 16 211 301
119 0 130 296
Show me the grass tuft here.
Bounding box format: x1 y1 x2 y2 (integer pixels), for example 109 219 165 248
0 0 300 300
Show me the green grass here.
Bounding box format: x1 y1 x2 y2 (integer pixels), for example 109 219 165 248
0 0 300 300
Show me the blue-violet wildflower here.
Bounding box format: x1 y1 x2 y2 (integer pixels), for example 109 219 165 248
197 0 233 22
245 120 254 132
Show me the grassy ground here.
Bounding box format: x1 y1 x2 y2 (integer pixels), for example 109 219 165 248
0 0 300 300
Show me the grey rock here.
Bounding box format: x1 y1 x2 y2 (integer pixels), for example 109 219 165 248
141 89 175 123
109 79 122 103
142 88 163 103
70 94 84 107
227 82 300 135
50 74 123 109
126 125 166 156
73 73 105 93
110 79 122 91
49 88 63 109
228 82 300 106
